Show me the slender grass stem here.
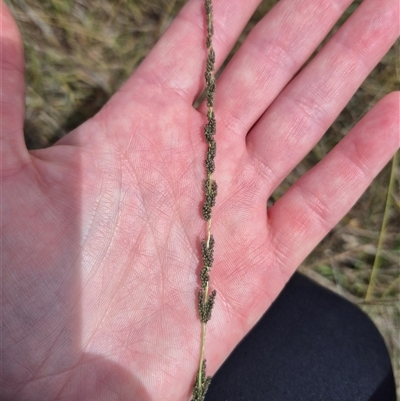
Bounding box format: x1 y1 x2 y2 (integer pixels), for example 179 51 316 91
380 275 400 299
197 281 209 390
191 1 217 400
365 151 398 302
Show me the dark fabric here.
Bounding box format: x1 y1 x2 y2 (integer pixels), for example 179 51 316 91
207 272 396 401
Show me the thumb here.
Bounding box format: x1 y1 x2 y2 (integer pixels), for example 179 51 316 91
1 1 29 174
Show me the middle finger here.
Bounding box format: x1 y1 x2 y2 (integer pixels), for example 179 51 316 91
208 0 353 145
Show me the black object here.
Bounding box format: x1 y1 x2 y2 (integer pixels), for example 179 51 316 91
207 272 396 401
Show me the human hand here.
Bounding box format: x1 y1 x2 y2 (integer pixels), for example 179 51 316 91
2 0 398 400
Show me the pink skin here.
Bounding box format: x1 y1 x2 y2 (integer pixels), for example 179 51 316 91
1 0 399 399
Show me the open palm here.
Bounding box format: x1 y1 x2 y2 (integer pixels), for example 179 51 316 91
2 0 398 400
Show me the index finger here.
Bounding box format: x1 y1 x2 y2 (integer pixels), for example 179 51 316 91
120 0 262 103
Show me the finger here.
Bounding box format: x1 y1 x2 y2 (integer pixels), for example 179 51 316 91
246 0 398 190
202 0 353 145
268 92 399 279
119 0 261 102
1 1 29 173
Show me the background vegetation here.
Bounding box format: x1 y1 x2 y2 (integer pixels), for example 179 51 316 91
6 0 399 395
